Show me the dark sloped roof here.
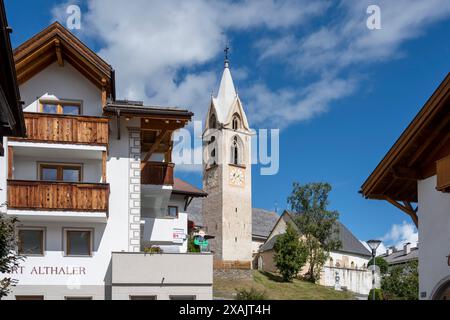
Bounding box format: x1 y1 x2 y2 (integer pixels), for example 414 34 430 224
185 198 279 237
379 247 418 265
260 211 372 257
334 221 372 257
172 178 208 197
252 208 279 238
259 234 281 252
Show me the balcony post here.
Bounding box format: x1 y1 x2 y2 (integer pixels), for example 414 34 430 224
7 145 13 179
102 151 107 183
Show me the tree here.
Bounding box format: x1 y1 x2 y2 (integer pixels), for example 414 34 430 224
273 223 307 282
0 213 22 298
288 182 341 283
381 260 419 300
368 256 389 275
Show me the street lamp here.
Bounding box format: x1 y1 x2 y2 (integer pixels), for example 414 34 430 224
367 239 382 300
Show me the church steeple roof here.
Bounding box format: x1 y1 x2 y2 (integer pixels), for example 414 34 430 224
212 48 238 123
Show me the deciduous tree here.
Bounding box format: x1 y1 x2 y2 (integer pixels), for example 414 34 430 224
273 223 307 282
288 182 341 283
0 210 22 298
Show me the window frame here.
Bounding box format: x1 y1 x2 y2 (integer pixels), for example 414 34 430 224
17 227 46 257
63 228 94 257
169 295 196 301
65 296 93 300
38 162 83 182
129 295 158 300
167 206 179 218
39 99 82 115
15 295 45 300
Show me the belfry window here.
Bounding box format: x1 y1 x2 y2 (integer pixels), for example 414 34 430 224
232 114 240 130
209 114 217 129
231 136 242 165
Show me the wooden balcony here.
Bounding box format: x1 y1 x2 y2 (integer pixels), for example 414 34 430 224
437 155 450 192
9 112 109 146
7 180 109 212
141 162 174 185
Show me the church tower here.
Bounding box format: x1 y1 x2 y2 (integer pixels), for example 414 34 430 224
202 51 253 269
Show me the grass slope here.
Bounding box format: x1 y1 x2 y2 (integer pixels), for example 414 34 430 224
214 271 355 300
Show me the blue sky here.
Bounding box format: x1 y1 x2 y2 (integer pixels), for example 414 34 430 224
5 0 450 249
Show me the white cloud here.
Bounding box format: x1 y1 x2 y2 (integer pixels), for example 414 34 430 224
51 0 450 128
381 221 419 250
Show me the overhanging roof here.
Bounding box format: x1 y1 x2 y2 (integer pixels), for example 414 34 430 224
0 0 25 138
103 102 193 121
172 178 207 197
361 73 450 203
13 22 114 98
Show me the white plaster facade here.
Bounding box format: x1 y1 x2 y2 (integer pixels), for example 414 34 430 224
0 42 212 300
418 175 450 300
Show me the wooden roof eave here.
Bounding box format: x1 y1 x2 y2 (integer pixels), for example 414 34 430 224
361 73 450 201
13 22 113 94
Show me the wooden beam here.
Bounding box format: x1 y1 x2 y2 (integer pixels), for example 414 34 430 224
391 166 420 180
101 78 107 108
384 196 419 228
8 146 13 179
102 151 107 183
142 130 168 163
55 39 64 67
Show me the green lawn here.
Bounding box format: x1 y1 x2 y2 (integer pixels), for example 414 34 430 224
214 271 355 300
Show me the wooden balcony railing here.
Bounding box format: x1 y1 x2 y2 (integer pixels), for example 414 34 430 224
9 112 109 146
7 180 110 212
141 162 174 185
437 155 450 192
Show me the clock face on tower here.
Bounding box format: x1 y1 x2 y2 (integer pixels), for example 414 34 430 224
229 167 245 187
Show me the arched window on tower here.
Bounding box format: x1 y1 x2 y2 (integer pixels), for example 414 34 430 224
209 113 217 129
230 136 243 166
232 114 241 130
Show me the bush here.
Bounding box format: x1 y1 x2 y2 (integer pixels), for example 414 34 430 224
367 257 388 275
368 289 383 300
235 288 267 300
188 236 200 253
143 246 162 254
381 261 418 300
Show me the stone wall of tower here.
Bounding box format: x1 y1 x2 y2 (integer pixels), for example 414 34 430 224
220 129 252 264
202 165 223 259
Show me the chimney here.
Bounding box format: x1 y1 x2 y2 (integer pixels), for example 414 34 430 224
404 243 411 255
386 247 393 255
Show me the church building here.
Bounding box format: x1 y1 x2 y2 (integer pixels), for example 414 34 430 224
201 54 253 269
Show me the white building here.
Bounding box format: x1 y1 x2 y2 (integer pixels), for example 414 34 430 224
0 22 212 300
361 72 450 300
257 211 376 295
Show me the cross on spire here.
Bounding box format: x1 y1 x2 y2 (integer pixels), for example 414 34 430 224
224 43 230 67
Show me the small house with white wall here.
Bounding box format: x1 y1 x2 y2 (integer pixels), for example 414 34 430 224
257 211 375 295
